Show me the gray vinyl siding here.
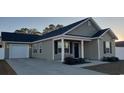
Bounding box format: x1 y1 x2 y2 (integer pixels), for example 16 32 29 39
32 39 53 60
99 32 115 59
4 43 9 59
84 40 98 60
66 20 100 37
54 53 74 60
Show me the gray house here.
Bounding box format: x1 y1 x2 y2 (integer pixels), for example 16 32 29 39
1 17 118 62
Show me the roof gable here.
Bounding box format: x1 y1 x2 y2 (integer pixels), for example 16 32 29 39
92 28 118 40
66 19 101 37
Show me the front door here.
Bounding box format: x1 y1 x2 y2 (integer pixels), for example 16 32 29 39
74 43 79 58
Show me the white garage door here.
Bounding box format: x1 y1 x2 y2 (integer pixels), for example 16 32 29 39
116 47 124 60
9 44 29 58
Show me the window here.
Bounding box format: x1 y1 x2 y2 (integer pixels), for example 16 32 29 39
39 49 42 53
33 49 37 53
70 42 73 54
39 45 42 53
0 45 2 48
54 41 70 54
33 44 37 53
103 41 112 54
106 41 110 53
55 41 58 54
58 41 61 53
64 41 69 53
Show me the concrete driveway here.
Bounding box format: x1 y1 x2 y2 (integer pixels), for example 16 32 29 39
6 58 105 75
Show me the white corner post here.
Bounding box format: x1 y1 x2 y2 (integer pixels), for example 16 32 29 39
61 38 64 62
97 39 101 60
81 40 84 58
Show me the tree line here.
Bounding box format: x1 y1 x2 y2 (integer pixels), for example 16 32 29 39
15 24 64 35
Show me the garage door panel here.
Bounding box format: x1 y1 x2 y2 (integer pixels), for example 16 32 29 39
9 44 29 58
116 47 124 60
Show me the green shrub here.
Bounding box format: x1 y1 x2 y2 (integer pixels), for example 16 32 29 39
102 57 119 62
63 57 86 65
77 58 85 63
64 57 76 65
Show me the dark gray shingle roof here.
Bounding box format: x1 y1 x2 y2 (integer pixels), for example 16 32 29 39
92 28 109 37
1 32 41 42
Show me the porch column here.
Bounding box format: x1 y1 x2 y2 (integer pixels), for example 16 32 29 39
61 38 64 62
81 40 84 58
97 39 101 60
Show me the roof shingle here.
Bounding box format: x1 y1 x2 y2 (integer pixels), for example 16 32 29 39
92 28 109 37
1 32 41 42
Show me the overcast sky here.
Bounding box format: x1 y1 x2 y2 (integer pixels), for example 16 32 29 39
0 17 124 41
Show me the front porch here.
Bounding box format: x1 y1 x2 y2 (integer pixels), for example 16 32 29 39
53 36 90 62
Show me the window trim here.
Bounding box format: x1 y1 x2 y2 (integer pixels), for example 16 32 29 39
103 41 112 54
54 40 71 54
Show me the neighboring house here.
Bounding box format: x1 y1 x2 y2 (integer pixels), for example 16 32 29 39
115 41 124 60
1 17 118 62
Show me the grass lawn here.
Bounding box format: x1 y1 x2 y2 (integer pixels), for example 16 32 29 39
0 60 16 75
83 61 124 75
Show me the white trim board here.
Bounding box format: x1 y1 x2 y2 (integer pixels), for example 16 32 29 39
81 40 84 58
32 35 63 43
61 38 64 62
3 41 31 44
